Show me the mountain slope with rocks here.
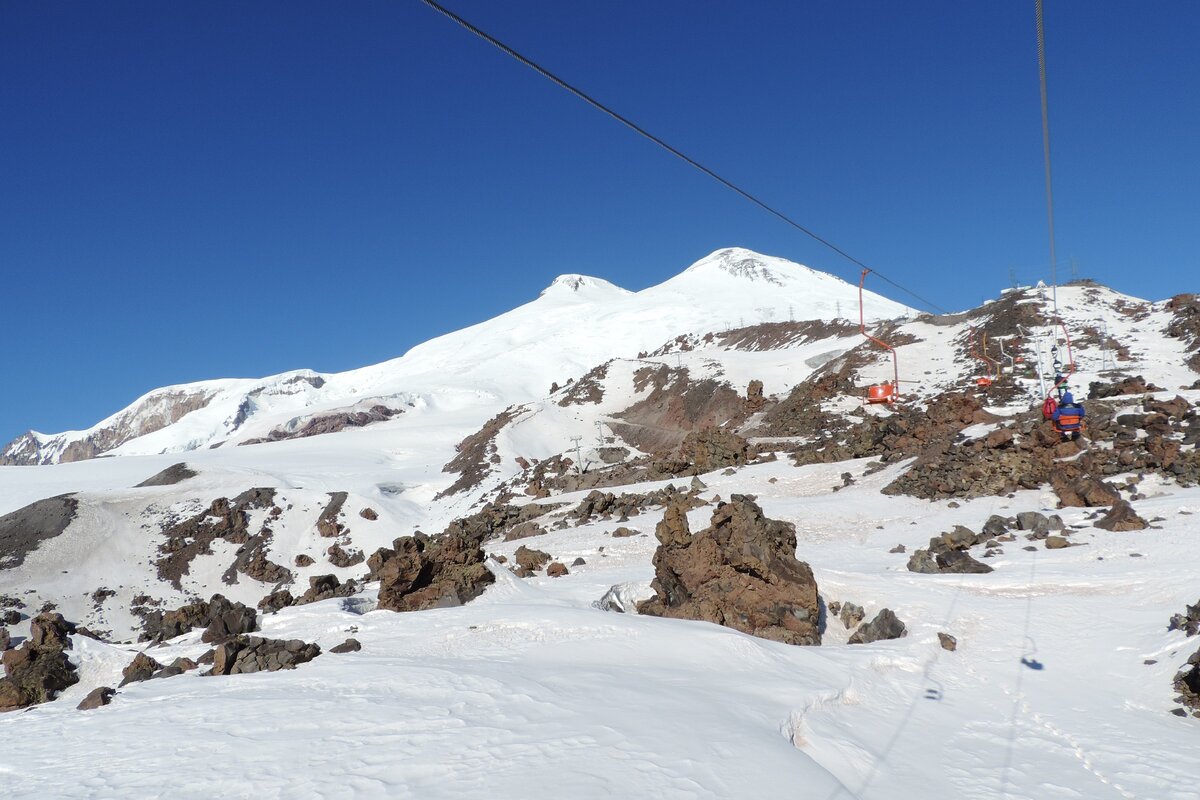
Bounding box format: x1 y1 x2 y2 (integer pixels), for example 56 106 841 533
3 248 1199 799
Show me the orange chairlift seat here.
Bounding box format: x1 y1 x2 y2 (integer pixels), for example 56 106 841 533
859 270 899 405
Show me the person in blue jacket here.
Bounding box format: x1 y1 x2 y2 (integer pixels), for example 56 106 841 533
1052 391 1085 440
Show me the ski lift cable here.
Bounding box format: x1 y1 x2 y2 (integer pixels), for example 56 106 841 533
418 0 952 316
1035 0 1059 314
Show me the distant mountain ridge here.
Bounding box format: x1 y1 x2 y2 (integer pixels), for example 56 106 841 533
1 248 911 465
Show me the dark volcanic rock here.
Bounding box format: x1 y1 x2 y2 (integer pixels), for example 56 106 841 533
848 608 908 645
677 428 753 473
0 494 79 569
514 546 551 574
935 551 994 574
1094 499 1149 532
1174 644 1200 716
330 638 362 654
316 492 349 538
1169 601 1200 637
155 488 278 589
938 632 958 651
135 462 198 487
139 594 257 643
371 533 495 613
208 635 321 676
76 686 115 710
0 613 79 712
1054 476 1122 508
637 495 821 646
119 652 163 686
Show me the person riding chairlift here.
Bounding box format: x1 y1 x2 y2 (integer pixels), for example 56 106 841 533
1051 390 1085 440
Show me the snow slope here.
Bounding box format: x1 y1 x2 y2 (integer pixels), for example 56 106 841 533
2 248 910 464
2 255 1199 799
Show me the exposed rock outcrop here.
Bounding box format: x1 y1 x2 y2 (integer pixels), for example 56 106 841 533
0 613 78 712
637 496 821 646
207 635 321 676
1094 499 1149 531
138 594 258 643
370 533 494 612
155 488 278 589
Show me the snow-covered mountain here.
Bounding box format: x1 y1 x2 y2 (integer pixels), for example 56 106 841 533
3 248 1200 799
2 248 911 465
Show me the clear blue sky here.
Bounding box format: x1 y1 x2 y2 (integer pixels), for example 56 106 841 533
2 1 1197 444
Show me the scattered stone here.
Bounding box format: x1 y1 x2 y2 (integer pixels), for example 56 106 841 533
330 638 362 654
546 562 569 577
690 476 707 492
839 603 865 630
848 608 907 644
938 632 957 651
138 594 257 643
889 544 906 554
359 507 378 521
571 557 586 567
294 554 315 568
1044 536 1070 550
611 527 637 538
637 496 821 646
76 686 115 710
1094 499 1149 531
0 628 9 652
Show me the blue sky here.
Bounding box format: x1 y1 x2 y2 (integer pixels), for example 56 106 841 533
1 1 1197 445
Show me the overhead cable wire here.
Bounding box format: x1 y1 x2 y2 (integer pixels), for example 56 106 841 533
417 0 951 316
1035 0 1059 314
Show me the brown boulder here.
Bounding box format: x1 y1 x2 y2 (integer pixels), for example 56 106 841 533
514 546 551 573
637 496 821 646
119 652 162 686
0 612 78 712
546 562 569 577
76 686 115 710
1053 476 1121 508
373 533 494 612
1094 499 1149 532
208 635 321 676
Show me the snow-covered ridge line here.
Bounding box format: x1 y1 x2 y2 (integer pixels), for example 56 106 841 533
2 248 911 465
